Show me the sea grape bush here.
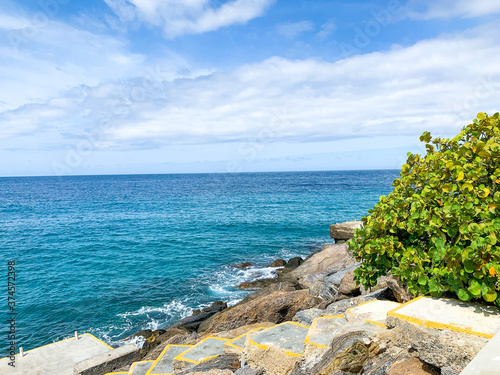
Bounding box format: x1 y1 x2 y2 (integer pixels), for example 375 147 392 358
350 113 500 307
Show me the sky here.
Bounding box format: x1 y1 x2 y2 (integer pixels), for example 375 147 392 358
0 0 499 177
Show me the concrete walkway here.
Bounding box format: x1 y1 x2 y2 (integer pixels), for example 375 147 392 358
388 296 500 338
305 315 347 348
460 329 500 374
129 360 153 375
247 322 310 355
347 300 401 326
174 337 228 364
0 333 112 375
146 345 191 375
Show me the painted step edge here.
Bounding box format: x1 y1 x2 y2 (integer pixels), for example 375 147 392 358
174 337 229 364
247 321 310 357
145 344 192 375
128 360 154 374
304 314 345 349
224 327 269 351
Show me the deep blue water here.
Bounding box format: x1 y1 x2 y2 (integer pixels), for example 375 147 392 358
0 170 398 355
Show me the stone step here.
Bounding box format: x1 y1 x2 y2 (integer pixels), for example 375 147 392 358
173 337 228 372
145 344 192 375
243 322 310 375
304 314 348 349
128 360 154 375
347 300 401 326
223 327 268 354
0 333 114 375
104 372 129 375
387 296 500 339
460 329 500 374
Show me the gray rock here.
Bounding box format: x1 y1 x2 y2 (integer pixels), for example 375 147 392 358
383 316 488 374
177 353 240 374
268 259 286 267
235 366 264 375
237 278 277 290
325 288 391 315
306 263 360 300
329 221 362 241
293 308 324 326
285 257 304 269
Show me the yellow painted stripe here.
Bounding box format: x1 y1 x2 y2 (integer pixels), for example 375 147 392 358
173 337 229 364
386 296 495 339
0 332 112 361
224 327 268 350
304 315 345 347
128 360 154 375
146 344 192 375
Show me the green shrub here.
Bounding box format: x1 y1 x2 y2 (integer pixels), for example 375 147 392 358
349 112 500 307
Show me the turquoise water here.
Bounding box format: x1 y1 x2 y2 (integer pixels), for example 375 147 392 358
0 170 398 354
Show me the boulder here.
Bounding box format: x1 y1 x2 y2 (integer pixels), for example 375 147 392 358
338 269 360 296
383 316 488 374
293 288 392 325
141 327 190 353
306 263 360 300
177 354 240 374
285 257 304 269
237 278 277 290
284 244 357 285
385 275 412 303
235 366 264 375
233 263 253 269
238 281 301 305
268 259 286 267
329 221 362 242
200 290 322 334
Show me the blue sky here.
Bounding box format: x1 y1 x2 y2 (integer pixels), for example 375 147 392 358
1 0 499 176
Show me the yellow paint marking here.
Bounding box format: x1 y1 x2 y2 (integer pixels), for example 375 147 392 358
364 320 387 328
387 296 495 339
128 360 154 375
0 332 113 361
223 327 267 351
304 315 345 348
145 344 192 375
246 322 309 357
173 337 229 364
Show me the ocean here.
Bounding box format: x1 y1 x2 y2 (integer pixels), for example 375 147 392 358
0 170 398 355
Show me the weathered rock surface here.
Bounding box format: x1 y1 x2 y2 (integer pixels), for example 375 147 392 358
238 281 301 305
329 221 362 242
235 366 264 375
177 354 240 374
268 259 286 267
285 257 304 269
306 263 361 300
383 316 488 374
284 244 357 286
237 278 277 290
338 269 359 296
232 263 253 269
141 327 190 354
201 290 321 334
293 288 392 325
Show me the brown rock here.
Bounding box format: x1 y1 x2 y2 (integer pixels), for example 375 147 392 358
386 275 412 303
284 244 357 284
329 221 362 241
237 278 277 290
233 263 253 269
268 259 286 267
387 357 440 375
141 327 190 354
338 270 360 296
238 281 301 305
285 257 304 269
201 290 322 334
177 354 240 374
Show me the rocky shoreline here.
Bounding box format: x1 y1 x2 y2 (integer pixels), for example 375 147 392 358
114 221 494 375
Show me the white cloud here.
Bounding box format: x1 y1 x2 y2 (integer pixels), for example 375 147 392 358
405 0 500 19
2 23 499 153
317 19 336 39
105 0 275 38
277 20 314 38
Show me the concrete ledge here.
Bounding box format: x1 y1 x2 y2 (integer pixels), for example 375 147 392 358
74 344 140 375
460 330 500 374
